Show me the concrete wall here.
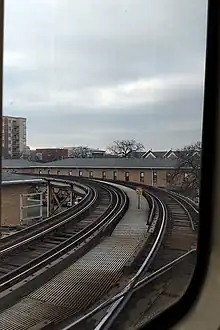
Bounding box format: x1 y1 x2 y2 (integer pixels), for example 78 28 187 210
1 184 32 226
29 167 173 187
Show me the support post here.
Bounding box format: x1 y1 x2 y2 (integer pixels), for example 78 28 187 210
47 181 52 217
137 194 141 209
136 187 142 210
71 184 75 206
20 194 23 226
39 192 43 219
52 189 61 213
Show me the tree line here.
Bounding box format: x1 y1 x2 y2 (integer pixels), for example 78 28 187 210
70 139 144 158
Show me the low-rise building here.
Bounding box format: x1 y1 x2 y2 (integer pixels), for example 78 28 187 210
1 173 43 226
35 148 68 162
2 157 186 188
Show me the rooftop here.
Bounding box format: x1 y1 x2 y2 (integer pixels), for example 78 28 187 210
2 159 40 168
1 156 179 169
3 115 26 120
40 157 178 168
2 172 44 185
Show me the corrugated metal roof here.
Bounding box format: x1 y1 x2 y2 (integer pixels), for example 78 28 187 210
38 157 177 168
2 159 40 168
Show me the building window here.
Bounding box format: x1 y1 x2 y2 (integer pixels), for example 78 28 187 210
48 169 51 175
125 171 129 182
57 170 60 175
89 171 93 178
102 171 106 179
113 171 117 180
166 172 172 185
79 170 83 177
69 171 72 175
140 172 144 182
152 171 157 185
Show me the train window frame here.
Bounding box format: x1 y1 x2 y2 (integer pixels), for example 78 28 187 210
0 1 218 329
140 1 219 329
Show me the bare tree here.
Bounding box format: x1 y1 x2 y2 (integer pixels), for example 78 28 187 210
107 139 144 158
171 141 201 199
71 146 90 158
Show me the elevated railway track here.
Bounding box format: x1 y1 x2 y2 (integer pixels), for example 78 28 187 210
0 176 198 330
0 180 90 251
54 179 198 330
0 178 128 314
84 182 198 330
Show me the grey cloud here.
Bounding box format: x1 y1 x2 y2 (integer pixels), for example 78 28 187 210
21 86 202 149
3 0 207 149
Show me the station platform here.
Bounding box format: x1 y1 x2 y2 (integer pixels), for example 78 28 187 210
0 183 151 329
102 181 150 241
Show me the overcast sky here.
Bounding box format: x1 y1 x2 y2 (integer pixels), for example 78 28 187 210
3 0 207 150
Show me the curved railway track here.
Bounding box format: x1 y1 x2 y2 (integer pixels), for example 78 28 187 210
92 184 198 330
0 179 129 315
62 181 198 330
0 179 90 251
0 178 198 330
0 180 130 330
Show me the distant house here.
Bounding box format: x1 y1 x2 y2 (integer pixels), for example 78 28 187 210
142 149 178 159
35 148 68 162
88 149 106 158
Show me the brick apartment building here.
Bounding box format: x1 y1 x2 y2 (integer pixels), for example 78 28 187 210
2 116 27 159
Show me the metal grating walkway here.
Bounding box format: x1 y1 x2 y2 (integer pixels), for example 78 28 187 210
0 184 150 330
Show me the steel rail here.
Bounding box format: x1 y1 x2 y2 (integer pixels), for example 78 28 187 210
167 193 195 231
61 184 198 330
147 193 156 225
60 249 196 330
93 191 167 330
58 189 166 330
0 185 97 256
0 179 90 250
0 183 128 294
0 185 103 291
167 190 199 213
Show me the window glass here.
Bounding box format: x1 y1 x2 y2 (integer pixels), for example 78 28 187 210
2 0 206 328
